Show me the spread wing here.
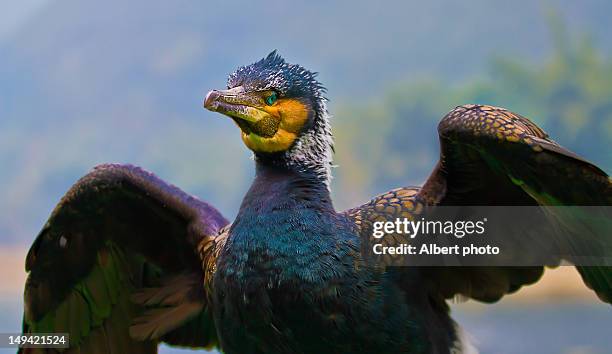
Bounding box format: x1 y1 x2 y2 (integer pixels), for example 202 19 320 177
346 104 612 304
21 164 229 353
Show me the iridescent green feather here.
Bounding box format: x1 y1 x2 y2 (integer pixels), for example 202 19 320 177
26 241 140 349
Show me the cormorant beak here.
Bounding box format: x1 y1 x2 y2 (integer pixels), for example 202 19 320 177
203 86 268 123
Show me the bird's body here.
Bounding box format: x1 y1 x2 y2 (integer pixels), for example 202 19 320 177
212 164 458 354
19 52 612 354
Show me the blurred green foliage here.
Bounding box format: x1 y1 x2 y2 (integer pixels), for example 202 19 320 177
332 16 612 209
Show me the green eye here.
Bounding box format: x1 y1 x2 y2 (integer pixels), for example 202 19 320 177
265 92 278 105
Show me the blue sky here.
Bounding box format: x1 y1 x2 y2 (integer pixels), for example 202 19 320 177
0 0 48 41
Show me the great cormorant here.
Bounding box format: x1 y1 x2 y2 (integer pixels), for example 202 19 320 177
20 51 612 353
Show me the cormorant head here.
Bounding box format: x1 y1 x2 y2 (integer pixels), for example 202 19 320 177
204 51 332 182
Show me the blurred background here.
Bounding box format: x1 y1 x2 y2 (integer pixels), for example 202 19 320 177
1 0 611 353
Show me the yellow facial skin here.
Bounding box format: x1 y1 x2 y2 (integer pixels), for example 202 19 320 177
242 98 310 153
204 87 311 153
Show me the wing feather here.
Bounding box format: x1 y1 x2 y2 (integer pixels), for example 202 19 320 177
20 164 228 353
346 104 611 304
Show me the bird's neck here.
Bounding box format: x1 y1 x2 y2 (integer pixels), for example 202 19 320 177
249 160 334 210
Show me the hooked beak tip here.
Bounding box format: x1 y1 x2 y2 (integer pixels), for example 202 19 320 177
203 90 220 110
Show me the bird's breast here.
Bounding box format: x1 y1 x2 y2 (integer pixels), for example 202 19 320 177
218 208 352 285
